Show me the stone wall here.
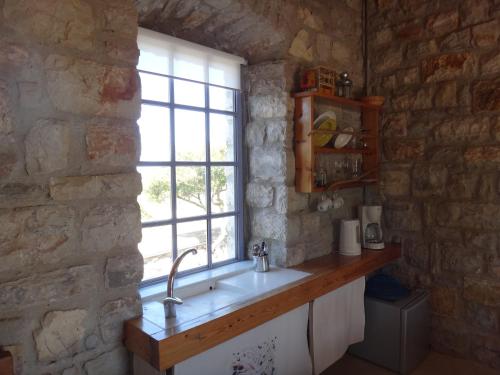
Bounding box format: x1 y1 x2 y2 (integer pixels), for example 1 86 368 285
137 0 365 266
0 1 143 374
368 0 500 368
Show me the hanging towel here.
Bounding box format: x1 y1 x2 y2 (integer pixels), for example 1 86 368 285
310 277 365 375
174 304 312 375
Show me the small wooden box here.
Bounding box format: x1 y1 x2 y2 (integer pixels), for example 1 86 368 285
300 66 336 95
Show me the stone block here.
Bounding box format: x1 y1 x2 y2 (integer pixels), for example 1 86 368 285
83 347 128 375
434 203 500 230
0 83 12 135
464 146 500 163
412 87 434 110
288 29 313 62
45 55 140 119
0 206 76 278
396 20 423 40
0 266 97 309
372 28 393 47
103 0 138 37
481 50 500 75
440 29 471 52
0 137 17 180
82 203 141 252
275 186 308 214
246 182 273 208
431 287 457 316
25 120 70 175
383 139 425 161
447 173 478 199
472 20 500 48
381 169 410 196
245 122 265 147
384 201 422 231
3 0 95 51
396 67 419 86
34 309 89 361
372 46 403 74
426 10 459 36
265 119 288 146
390 91 412 111
433 116 490 143
403 238 429 269
0 183 49 209
316 34 333 63
105 251 143 288
50 173 142 201
464 277 500 307
301 212 320 239
434 81 457 107
100 296 141 343
251 209 287 242
248 94 288 119
465 302 498 332
472 77 500 111
461 0 491 26
249 146 286 182
412 163 447 197
86 123 139 168
406 39 438 60
421 53 475 82
383 112 408 137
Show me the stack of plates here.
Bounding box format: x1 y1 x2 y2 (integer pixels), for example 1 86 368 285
313 111 337 147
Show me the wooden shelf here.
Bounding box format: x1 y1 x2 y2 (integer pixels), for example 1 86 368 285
293 91 382 110
294 91 381 193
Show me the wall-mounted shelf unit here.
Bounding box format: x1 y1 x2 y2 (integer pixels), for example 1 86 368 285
294 91 382 193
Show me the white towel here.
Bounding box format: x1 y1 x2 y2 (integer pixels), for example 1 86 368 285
174 304 312 375
310 277 365 375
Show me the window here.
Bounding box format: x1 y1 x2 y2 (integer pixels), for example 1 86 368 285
137 28 246 284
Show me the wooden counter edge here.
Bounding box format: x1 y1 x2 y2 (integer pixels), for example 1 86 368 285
0 350 13 375
125 244 401 370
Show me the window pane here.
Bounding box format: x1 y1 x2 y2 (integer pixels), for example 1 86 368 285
176 166 207 218
138 167 171 222
140 72 169 103
209 86 234 112
138 105 170 162
139 225 173 281
211 166 235 213
177 220 208 272
210 114 234 162
138 48 169 75
211 216 236 264
174 79 205 107
175 109 205 161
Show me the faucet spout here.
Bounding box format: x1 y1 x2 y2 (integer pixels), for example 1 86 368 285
164 248 197 319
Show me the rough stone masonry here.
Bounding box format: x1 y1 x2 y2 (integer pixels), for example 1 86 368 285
0 0 143 374
368 0 500 369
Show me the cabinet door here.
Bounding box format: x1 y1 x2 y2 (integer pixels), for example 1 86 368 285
174 304 312 375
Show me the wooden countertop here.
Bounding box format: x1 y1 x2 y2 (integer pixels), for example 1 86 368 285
125 244 401 370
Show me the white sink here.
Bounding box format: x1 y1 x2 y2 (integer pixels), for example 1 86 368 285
142 266 311 328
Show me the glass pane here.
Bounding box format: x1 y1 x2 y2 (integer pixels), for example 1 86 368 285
210 114 234 162
209 86 234 112
139 225 173 281
211 166 235 213
139 72 169 103
138 105 170 162
138 48 169 75
176 166 207 218
211 216 236 264
174 79 205 107
138 167 171 222
175 109 205 161
177 220 208 272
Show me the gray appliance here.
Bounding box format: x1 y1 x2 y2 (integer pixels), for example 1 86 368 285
349 290 430 374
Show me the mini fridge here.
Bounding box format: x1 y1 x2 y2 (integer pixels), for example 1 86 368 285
349 290 430 374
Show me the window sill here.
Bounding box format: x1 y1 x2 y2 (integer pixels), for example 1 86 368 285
140 260 254 302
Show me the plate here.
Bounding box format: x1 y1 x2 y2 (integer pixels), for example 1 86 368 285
313 111 337 148
334 126 354 149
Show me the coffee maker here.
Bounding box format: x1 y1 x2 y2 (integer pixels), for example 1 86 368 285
359 205 385 250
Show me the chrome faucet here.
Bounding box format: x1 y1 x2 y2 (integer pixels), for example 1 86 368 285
163 248 197 319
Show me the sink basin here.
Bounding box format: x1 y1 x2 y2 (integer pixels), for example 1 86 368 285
142 267 311 328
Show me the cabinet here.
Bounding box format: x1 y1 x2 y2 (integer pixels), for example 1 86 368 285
294 91 382 193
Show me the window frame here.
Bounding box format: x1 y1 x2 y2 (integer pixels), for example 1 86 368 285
138 70 245 287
